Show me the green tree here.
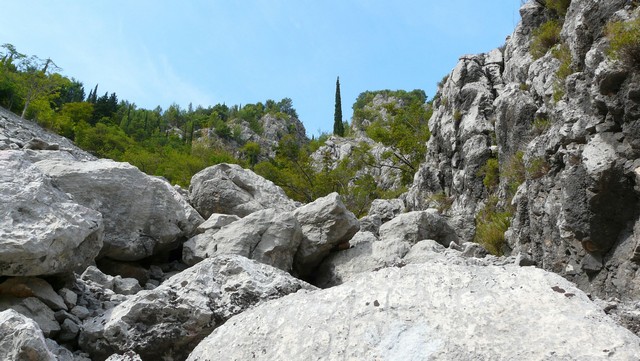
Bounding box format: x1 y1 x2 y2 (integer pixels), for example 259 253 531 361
52 77 85 108
0 44 25 111
91 91 118 124
74 121 135 159
241 141 261 168
334 76 344 136
277 97 298 118
365 97 431 184
17 56 64 118
87 84 98 103
53 101 94 139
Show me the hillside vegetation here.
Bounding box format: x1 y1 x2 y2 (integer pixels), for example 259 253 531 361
0 44 431 216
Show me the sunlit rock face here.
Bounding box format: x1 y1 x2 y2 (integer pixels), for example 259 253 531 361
405 0 640 304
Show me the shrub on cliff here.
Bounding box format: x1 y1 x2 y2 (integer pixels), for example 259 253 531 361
474 196 511 256
545 0 571 18
530 20 562 59
606 16 640 70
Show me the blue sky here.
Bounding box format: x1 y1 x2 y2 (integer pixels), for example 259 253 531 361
2 1 522 136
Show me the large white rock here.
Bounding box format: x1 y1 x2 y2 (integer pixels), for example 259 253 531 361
293 192 360 276
0 309 55 361
183 209 302 272
316 210 458 285
315 236 488 288
35 158 204 261
80 255 315 361
314 231 389 288
189 163 296 218
0 150 103 276
187 263 640 360
379 210 458 248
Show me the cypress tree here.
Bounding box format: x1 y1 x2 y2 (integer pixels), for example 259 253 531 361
334 76 344 136
87 84 98 103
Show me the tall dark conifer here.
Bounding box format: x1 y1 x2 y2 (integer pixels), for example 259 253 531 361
334 76 344 136
87 84 98 103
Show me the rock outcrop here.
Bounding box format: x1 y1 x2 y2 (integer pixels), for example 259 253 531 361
187 262 640 360
405 0 640 306
35 158 203 261
0 150 104 276
189 163 296 218
256 113 307 158
310 135 404 190
195 112 308 160
404 51 498 243
80 255 314 361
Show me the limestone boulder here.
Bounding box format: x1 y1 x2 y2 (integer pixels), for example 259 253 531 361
189 163 295 218
358 214 382 235
194 213 240 234
312 204 461 288
79 255 315 361
187 263 640 360
293 192 360 276
0 150 103 276
0 309 55 361
368 198 404 223
183 209 302 272
0 297 60 337
35 158 204 261
314 231 388 288
379 210 458 248
315 236 489 288
0 277 67 311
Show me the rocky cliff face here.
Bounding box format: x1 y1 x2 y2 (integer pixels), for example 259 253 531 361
310 135 404 190
311 92 428 192
407 0 640 304
195 112 307 159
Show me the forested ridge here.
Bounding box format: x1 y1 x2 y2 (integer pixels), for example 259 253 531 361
0 43 431 215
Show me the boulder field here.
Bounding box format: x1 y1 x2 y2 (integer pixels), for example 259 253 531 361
3 0 640 360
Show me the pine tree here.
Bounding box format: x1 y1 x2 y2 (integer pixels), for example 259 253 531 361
334 76 344 136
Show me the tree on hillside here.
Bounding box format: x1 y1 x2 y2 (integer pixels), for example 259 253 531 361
0 44 25 111
17 56 64 118
334 76 344 136
53 78 85 109
91 91 118 124
363 90 432 184
87 84 99 103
